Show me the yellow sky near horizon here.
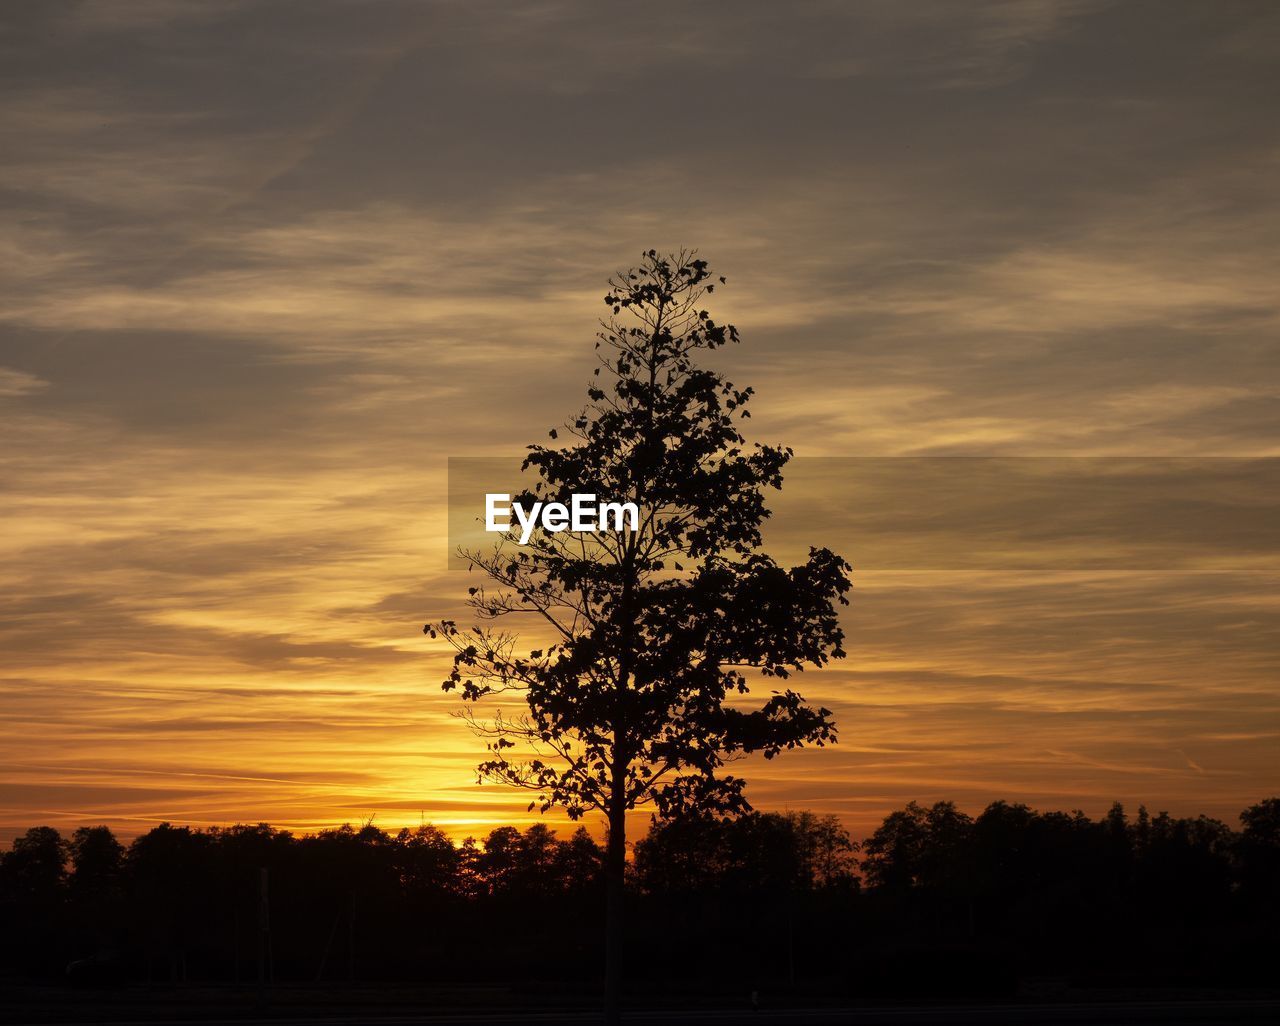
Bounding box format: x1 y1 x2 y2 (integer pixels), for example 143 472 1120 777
1 1 1278 845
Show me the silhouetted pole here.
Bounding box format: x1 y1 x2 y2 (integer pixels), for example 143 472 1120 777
604 785 626 1025
348 889 356 982
787 888 796 986
257 867 270 1003
315 903 341 982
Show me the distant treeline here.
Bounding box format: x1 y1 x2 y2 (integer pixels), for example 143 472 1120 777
2 799 1277 996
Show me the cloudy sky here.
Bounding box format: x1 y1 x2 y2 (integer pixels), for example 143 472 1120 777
2 0 1277 843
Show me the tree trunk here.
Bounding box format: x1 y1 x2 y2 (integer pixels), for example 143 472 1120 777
604 794 626 1024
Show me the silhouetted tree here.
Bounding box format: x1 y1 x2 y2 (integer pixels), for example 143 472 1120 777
1135 810 1234 931
66 825 125 958
1238 797 1280 906
394 823 462 896
125 823 213 982
556 825 605 892
2 825 67 903
68 826 124 902
635 811 856 895
861 804 920 891
427 250 851 1020
473 825 522 896
0 826 68 974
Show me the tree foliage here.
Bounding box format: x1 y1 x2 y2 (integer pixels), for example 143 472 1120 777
426 249 851 825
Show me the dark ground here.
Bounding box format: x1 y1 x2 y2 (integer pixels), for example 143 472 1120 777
3 985 1280 1026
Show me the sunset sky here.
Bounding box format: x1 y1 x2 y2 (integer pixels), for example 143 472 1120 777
2 1 1277 845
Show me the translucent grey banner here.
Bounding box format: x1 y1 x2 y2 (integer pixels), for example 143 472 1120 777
447 456 1279 571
